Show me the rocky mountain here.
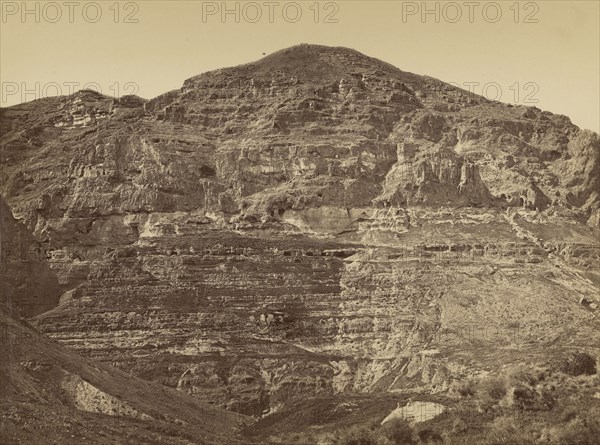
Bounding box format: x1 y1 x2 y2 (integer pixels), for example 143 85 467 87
0 199 246 444
1 44 598 438
0 308 248 444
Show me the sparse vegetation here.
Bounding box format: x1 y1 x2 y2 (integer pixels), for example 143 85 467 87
559 352 597 376
380 419 417 444
477 376 508 410
319 361 600 445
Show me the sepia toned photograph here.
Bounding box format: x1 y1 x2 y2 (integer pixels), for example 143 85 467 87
1 1 599 444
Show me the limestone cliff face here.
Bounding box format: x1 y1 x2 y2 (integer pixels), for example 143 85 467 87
0 309 246 444
1 44 598 416
0 197 61 317
2 45 598 227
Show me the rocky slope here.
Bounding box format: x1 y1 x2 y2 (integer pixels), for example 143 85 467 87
1 44 598 421
0 200 247 444
0 309 248 444
0 197 61 317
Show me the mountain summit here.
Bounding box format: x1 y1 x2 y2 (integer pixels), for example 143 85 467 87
2 44 597 227
1 45 598 440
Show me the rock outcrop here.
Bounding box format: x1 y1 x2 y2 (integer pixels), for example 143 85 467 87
0 196 246 443
0 309 247 444
1 44 598 418
0 197 61 317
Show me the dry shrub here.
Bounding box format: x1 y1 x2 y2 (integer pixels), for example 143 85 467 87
477 376 507 410
380 418 416 444
559 352 597 377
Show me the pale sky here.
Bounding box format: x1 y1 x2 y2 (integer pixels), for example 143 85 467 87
1 0 598 132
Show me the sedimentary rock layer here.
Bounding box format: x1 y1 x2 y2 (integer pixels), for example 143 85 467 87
1 44 598 416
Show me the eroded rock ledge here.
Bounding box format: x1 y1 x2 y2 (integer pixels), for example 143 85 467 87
1 44 598 416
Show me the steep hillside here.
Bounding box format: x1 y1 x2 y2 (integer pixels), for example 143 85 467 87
0 200 248 444
1 44 598 425
0 310 249 444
